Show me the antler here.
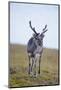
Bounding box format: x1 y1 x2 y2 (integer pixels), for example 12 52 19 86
42 29 48 34
43 24 47 31
42 24 48 34
29 21 38 35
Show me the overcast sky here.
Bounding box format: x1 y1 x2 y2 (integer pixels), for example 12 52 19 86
10 3 58 49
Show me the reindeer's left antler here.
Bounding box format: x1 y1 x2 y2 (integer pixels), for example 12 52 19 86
41 24 48 35
43 24 47 31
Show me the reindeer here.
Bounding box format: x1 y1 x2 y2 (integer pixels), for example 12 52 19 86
27 21 48 77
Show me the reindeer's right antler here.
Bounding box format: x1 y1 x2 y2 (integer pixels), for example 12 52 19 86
29 21 38 35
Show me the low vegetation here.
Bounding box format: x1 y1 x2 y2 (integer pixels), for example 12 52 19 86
9 44 59 87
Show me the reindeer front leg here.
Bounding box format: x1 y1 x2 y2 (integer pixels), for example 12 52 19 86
33 54 39 77
28 55 31 74
28 54 34 76
38 56 41 74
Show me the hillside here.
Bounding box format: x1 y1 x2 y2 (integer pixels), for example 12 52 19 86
9 44 59 87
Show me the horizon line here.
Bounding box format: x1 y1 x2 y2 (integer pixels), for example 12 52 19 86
10 43 58 50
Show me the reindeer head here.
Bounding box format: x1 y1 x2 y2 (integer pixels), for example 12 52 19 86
29 21 48 45
29 21 48 38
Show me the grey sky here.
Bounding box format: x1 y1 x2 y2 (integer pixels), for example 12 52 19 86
10 3 58 49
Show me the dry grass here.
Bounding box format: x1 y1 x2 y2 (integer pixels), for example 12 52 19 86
9 44 59 88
